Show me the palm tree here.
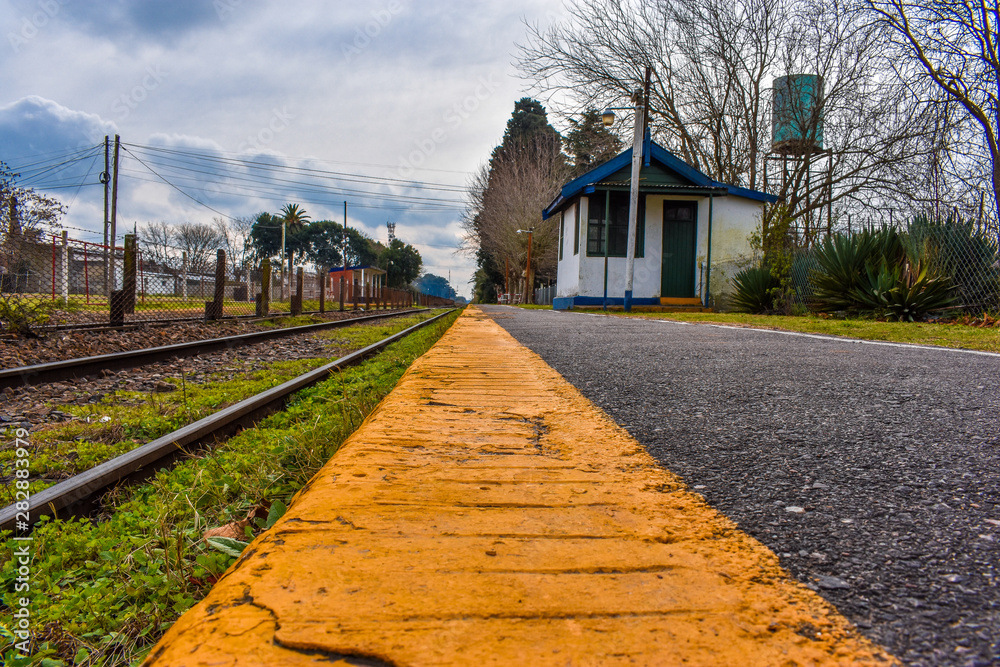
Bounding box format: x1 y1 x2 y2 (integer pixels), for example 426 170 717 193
279 204 310 299
280 203 310 231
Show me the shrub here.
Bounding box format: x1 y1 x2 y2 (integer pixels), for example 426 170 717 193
810 231 881 312
850 263 958 322
732 266 780 313
0 294 54 336
906 214 999 312
809 227 959 320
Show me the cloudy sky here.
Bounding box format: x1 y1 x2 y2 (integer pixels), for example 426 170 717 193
0 0 571 297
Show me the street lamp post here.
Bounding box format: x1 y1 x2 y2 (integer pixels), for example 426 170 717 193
517 228 533 304
602 66 651 313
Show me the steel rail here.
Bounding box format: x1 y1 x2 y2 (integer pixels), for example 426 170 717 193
31 309 349 334
0 309 457 532
0 308 432 389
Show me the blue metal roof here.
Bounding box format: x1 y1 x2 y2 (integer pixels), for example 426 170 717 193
542 141 777 219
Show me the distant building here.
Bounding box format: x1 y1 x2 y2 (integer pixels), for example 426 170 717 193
327 265 387 300
544 140 777 310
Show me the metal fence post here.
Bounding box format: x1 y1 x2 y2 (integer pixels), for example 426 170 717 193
339 276 345 312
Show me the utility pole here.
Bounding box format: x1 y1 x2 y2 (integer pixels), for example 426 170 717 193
518 228 533 305
342 201 349 303
505 257 509 303
102 136 110 295
110 134 120 292
623 67 651 313
525 230 533 304
342 201 349 270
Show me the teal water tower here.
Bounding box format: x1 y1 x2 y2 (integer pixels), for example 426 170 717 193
772 74 824 155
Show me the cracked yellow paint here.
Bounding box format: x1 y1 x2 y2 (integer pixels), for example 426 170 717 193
145 307 896 666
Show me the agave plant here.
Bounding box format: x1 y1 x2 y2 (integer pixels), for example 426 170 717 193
849 262 957 321
809 232 879 311
731 266 779 313
809 226 959 319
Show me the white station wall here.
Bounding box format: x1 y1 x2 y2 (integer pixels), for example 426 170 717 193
555 201 581 297
556 193 762 303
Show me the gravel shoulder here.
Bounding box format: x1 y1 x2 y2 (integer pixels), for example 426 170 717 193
0 312 431 496
482 305 1000 667
0 310 391 370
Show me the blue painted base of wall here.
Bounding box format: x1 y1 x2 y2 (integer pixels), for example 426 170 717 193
553 296 661 310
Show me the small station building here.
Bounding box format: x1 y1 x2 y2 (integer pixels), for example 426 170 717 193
545 140 777 310
327 265 387 298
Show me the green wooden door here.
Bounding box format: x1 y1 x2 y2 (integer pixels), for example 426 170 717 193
661 202 697 297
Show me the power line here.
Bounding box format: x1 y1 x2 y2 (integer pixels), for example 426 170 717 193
117 159 466 207
121 145 237 222
10 140 473 223
4 144 103 167
124 142 473 178
124 143 468 192
10 145 103 187
120 145 468 206
118 170 464 213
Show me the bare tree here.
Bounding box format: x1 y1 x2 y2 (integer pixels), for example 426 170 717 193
138 221 177 270
463 137 571 300
1 162 65 284
517 0 943 243
213 216 256 277
174 221 223 278
866 0 1000 237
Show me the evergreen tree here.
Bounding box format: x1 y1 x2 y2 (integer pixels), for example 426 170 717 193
565 108 623 174
377 238 422 287
466 98 570 303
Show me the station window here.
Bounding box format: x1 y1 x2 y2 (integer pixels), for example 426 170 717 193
586 191 644 258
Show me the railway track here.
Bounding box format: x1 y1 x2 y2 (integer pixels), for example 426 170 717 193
0 307 431 389
0 308 457 532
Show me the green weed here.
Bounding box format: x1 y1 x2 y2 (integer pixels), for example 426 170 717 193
0 310 459 666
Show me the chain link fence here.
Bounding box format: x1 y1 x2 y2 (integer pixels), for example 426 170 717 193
534 284 556 306
786 216 1000 314
1 230 425 332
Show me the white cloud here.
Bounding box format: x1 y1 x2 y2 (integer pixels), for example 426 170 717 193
0 0 569 297
0 96 115 158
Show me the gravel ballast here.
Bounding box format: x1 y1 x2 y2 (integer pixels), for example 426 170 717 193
482 306 1000 667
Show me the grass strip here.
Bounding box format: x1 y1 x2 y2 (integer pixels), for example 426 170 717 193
624 311 1000 353
0 309 460 667
0 312 438 502
513 305 999 353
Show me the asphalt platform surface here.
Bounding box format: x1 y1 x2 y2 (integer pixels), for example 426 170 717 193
481 305 1000 667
